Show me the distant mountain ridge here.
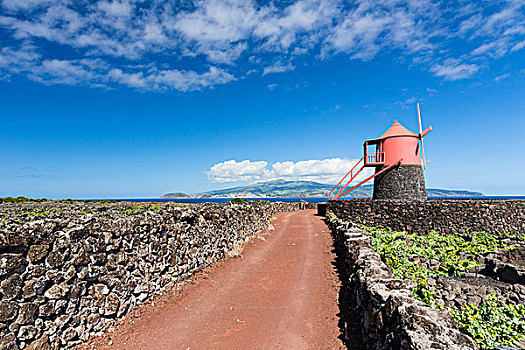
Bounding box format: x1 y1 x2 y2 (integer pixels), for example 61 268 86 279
161 179 484 198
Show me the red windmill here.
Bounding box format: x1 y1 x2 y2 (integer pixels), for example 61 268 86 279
329 103 432 200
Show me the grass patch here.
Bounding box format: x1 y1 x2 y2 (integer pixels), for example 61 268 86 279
26 211 49 217
122 206 141 215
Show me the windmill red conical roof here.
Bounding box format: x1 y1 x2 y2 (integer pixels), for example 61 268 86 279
379 120 417 139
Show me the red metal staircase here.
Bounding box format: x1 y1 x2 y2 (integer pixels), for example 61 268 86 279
328 159 402 200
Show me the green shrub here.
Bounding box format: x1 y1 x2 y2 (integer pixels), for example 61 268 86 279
0 196 32 203
97 199 117 204
230 198 246 204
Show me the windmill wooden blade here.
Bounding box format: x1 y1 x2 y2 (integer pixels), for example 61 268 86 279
420 138 426 169
417 103 423 136
421 126 432 137
417 103 427 169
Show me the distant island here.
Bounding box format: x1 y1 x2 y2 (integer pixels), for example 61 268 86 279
160 192 190 198
161 179 484 199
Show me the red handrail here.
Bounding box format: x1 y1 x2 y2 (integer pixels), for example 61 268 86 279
328 156 364 200
333 160 401 199
366 152 384 164
330 167 365 200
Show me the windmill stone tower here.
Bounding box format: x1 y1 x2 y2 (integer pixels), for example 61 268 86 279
368 120 428 200
329 104 431 201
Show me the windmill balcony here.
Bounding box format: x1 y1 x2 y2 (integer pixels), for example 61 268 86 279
365 152 385 166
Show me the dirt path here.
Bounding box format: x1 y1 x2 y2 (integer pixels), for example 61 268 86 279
87 209 344 350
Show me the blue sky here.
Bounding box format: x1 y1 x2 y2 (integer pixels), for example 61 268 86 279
0 0 524 198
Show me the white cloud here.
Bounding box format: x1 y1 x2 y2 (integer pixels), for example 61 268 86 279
254 0 339 52
172 0 258 63
262 61 295 76
207 160 270 183
478 1 524 38
150 67 236 91
28 59 98 85
325 12 390 60
107 68 146 88
459 1 525 59
207 158 374 184
106 66 236 91
397 96 418 106
0 44 235 91
97 0 133 18
471 42 498 56
457 13 483 36
203 42 248 65
174 0 257 43
1 0 58 12
323 0 439 61
271 158 371 184
511 40 525 52
0 0 523 90
430 59 480 81
0 44 40 72
494 73 511 82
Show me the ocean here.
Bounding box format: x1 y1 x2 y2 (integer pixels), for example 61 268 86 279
113 196 525 204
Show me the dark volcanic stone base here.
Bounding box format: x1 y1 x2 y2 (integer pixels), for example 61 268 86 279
373 164 427 200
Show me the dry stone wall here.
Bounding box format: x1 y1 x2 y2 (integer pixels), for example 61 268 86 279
0 201 299 349
326 214 478 350
328 199 525 235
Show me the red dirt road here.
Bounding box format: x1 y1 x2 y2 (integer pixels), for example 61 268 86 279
90 210 344 350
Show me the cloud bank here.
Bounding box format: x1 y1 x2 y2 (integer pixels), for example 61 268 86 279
207 158 374 184
0 0 523 91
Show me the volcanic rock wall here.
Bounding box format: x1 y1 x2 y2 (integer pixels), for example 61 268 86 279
326 214 478 350
372 165 427 200
0 201 298 349
328 199 525 235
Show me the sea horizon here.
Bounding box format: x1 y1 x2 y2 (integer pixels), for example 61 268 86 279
93 195 525 204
